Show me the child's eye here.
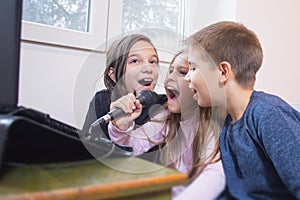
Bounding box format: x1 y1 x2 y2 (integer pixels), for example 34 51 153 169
168 68 174 74
189 63 196 71
179 70 188 75
150 60 158 65
129 59 139 64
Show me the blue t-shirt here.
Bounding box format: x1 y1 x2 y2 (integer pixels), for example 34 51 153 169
220 91 300 200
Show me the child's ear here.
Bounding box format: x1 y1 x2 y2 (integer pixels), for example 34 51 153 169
108 67 116 83
218 61 231 84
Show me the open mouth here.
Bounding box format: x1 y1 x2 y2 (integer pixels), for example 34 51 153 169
138 78 153 87
188 85 197 94
166 86 179 99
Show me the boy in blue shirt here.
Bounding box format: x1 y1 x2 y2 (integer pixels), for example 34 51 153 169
184 21 300 199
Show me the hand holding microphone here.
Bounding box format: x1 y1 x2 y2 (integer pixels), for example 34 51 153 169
109 92 143 130
90 90 159 131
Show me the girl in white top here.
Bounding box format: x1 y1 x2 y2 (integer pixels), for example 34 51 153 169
108 50 226 199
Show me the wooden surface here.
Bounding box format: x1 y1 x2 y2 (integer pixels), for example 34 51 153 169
0 157 187 200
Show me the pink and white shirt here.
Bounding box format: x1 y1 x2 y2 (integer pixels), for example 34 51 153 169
108 110 225 199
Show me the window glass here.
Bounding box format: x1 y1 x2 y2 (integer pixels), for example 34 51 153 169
22 0 90 32
21 0 107 50
120 0 186 61
122 0 181 34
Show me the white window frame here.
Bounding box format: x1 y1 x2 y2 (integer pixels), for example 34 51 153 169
21 0 108 51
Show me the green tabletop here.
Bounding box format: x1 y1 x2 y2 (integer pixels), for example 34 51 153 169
0 157 187 200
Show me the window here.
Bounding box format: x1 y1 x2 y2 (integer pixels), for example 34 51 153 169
108 0 187 62
122 0 185 35
21 0 108 51
22 0 90 32
21 0 187 52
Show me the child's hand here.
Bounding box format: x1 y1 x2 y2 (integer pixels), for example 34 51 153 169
110 93 143 131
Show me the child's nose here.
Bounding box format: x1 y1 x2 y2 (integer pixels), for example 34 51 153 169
167 71 176 81
142 64 153 73
184 72 190 82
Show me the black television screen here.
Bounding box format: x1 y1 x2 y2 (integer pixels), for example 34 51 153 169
0 0 22 113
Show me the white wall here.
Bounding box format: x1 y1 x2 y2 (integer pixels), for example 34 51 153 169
236 0 300 104
19 42 103 128
186 0 236 35
19 0 300 130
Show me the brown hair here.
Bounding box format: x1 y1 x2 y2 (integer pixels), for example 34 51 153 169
103 34 159 99
187 21 263 89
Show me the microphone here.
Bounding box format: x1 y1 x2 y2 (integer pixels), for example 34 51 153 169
91 90 159 127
